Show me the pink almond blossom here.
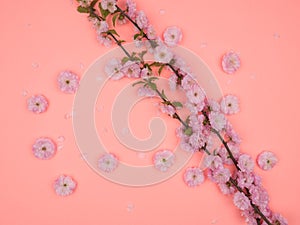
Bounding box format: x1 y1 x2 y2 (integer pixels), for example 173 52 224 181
53 175 77 196
163 26 183 47
220 95 239 115
159 103 176 116
137 86 156 97
136 11 149 29
257 151 278 171
238 154 255 173
98 153 118 173
233 192 251 211
153 149 175 172
121 61 141 78
105 58 125 80
101 0 117 13
126 0 137 19
186 84 205 105
209 111 227 132
57 71 80 94
221 51 241 74
183 167 204 187
27 95 49 114
154 45 173 63
32 137 56 160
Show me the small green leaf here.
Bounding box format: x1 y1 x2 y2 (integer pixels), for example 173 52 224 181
158 65 165 75
99 2 110 19
148 82 157 91
150 62 163 67
132 80 145 87
184 127 193 136
107 29 120 37
77 6 89 13
161 90 167 100
138 51 147 61
121 57 129 64
148 77 158 82
112 13 119 27
134 33 141 40
185 116 190 125
172 101 183 108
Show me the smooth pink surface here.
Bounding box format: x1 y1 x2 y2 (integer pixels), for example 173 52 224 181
1 0 300 224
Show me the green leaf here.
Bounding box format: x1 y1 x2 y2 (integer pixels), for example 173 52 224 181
161 90 167 100
150 62 163 67
99 2 110 19
148 82 157 91
185 116 190 125
107 29 120 37
132 80 145 87
77 6 89 13
138 50 147 61
121 57 129 64
184 127 193 136
112 13 119 27
133 33 141 40
158 65 165 75
172 101 183 108
90 0 98 7
148 77 158 82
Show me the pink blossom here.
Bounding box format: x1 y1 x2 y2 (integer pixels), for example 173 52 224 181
154 45 173 63
224 122 241 144
121 61 141 78
257 151 278 171
208 99 221 112
218 182 235 195
210 167 231 183
188 131 207 150
163 26 183 47
238 154 255 173
146 25 156 40
57 71 80 94
105 58 125 80
137 86 156 97
188 114 204 132
217 143 240 165
96 20 109 34
136 11 149 29
183 167 204 187
186 84 205 105
140 68 151 78
126 0 136 19
78 0 92 7
27 95 49 114
221 51 241 74
220 95 240 115
169 74 178 91
180 139 196 153
237 171 254 189
101 0 117 13
233 192 251 211
249 185 269 209
203 155 223 170
271 213 288 225
159 103 176 116
209 111 227 131
98 153 118 173
32 137 56 160
53 175 77 196
153 149 175 172
181 74 196 90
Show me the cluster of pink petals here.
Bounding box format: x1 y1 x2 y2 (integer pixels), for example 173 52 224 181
183 167 204 187
153 149 175 172
257 151 278 171
98 153 119 173
163 26 182 47
221 51 241 74
53 175 77 196
27 95 49 114
220 95 239 115
32 137 56 160
57 71 80 94
159 103 176 117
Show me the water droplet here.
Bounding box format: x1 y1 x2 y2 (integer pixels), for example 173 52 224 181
137 152 146 159
96 76 103 82
57 145 64 151
250 74 256 79
21 89 28 97
79 62 84 69
121 127 129 136
273 32 280 39
31 62 39 70
57 136 65 143
126 202 135 212
159 9 166 15
64 113 73 120
211 218 218 224
80 152 88 160
227 79 232 85
200 42 207 48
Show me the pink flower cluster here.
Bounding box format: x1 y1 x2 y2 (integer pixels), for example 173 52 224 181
53 175 77 196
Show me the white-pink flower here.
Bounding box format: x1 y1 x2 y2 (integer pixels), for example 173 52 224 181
121 61 141 78
238 154 255 173
163 26 183 47
233 192 251 211
153 149 175 172
97 35 112 47
32 137 56 160
96 21 109 34
208 99 221 112
27 95 49 114
257 151 278 171
101 0 117 13
209 111 226 131
53 175 77 196
211 167 231 183
271 213 288 225
183 167 204 187
181 74 196 90
221 51 241 74
186 84 205 105
78 0 92 7
105 58 125 80
160 103 176 116
126 0 136 19
220 95 239 115
137 86 156 97
154 45 173 63
146 25 156 40
57 71 80 94
136 11 149 29
98 153 118 173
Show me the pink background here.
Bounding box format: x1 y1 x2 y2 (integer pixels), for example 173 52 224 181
1 0 300 224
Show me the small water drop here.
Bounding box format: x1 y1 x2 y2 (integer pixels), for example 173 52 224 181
250 74 256 79
21 90 28 97
159 9 166 15
96 76 103 82
79 62 84 69
31 62 39 70
57 145 64 151
273 32 280 39
57 136 65 143
121 127 129 136
137 152 146 159
227 79 232 85
64 113 72 120
126 202 135 212
211 218 218 224
200 42 207 48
